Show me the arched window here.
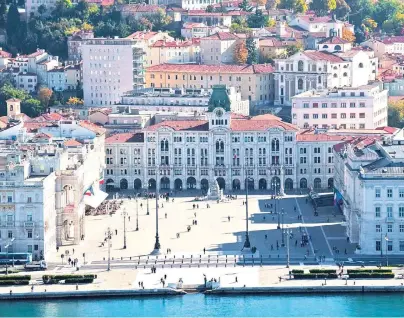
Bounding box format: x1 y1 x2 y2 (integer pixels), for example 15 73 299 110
298 60 304 72
359 63 363 68
335 45 342 51
160 139 168 151
271 138 279 152
298 78 303 90
322 45 329 49
333 73 337 78
343 72 347 77
318 76 321 84
216 140 224 153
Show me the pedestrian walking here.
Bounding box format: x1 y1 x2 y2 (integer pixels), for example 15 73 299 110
128 216 130 222
56 246 59 252
76 284 79 291
165 213 167 218
177 233 180 239
203 248 206 254
228 216 230 222
115 229 118 235
31 285 34 292
235 276 238 283
194 212 197 217
197 204 199 209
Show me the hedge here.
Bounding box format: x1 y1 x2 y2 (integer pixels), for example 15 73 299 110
309 269 336 274
0 275 31 281
43 274 96 282
0 280 30 286
348 273 395 279
64 278 94 284
347 269 392 274
293 273 338 279
291 269 304 274
43 274 97 284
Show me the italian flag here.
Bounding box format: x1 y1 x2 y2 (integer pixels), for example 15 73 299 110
99 177 105 185
84 186 94 196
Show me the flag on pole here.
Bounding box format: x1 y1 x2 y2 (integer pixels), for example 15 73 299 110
84 186 94 196
99 177 105 185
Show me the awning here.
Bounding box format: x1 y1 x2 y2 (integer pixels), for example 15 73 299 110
83 189 108 209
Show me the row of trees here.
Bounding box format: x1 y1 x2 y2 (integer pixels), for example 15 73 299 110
273 0 404 39
4 0 173 58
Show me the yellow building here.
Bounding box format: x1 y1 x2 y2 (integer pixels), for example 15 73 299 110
146 63 274 104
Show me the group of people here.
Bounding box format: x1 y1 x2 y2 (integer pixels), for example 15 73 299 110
85 199 123 216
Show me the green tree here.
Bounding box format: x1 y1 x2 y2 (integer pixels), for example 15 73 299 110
285 43 302 57
310 0 336 16
372 0 403 27
6 3 23 47
334 0 351 19
246 37 257 64
388 101 404 128
21 98 43 117
239 0 251 11
247 9 268 28
205 5 214 12
0 0 7 29
278 0 307 12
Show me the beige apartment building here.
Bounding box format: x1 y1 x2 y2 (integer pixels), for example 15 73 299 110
145 63 274 104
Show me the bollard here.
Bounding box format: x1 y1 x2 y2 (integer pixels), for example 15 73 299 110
199 259 201 263
165 255 167 259
208 259 210 263
171 265 173 268
182 260 183 264
135 266 137 269
216 264 218 268
144 266 146 269
147 256 149 260
180 265 182 268
164 260 166 264
155 260 157 264
191 255 193 258
173 260 175 264
138 261 140 265
198 264 200 268
130 257 132 260
225 264 227 267
217 259 218 263
189 264 191 268
112 257 114 260
103 257 105 261
146 260 148 264
121 257 123 260
191 259 193 263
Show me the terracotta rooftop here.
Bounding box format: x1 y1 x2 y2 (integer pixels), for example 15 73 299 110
382 36 404 44
146 63 274 74
151 40 196 48
302 50 345 63
26 50 45 58
318 36 350 45
146 118 297 132
125 31 160 41
202 32 239 41
297 134 353 142
0 50 12 58
121 4 162 12
186 10 230 16
298 15 337 24
105 132 145 143
259 38 286 48
34 132 52 139
64 139 83 147
78 121 106 135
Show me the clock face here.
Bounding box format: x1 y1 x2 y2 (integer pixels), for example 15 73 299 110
216 109 223 117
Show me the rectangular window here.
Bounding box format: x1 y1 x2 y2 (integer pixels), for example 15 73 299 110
375 207 381 218
376 224 381 232
400 189 404 198
387 188 393 198
27 230 32 238
400 224 404 233
376 240 381 251
388 241 393 251
400 207 404 218
387 206 393 217
388 224 393 232
400 241 404 252
375 188 381 198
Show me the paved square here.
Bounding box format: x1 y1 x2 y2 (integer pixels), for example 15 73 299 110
47 192 356 266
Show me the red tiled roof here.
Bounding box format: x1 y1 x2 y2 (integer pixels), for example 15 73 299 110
125 31 159 40
318 36 350 45
146 118 297 132
24 122 53 133
202 32 239 41
147 120 209 131
251 114 280 120
297 134 352 142
259 38 286 48
121 4 161 12
146 63 274 74
186 10 230 16
230 119 297 131
105 132 145 143
303 50 345 63
375 126 399 134
78 120 106 135
298 15 335 23
0 116 8 124
34 132 52 139
26 50 45 58
151 40 196 48
0 50 12 58
382 36 404 44
64 139 83 147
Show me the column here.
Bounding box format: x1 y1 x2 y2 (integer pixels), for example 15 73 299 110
280 165 285 196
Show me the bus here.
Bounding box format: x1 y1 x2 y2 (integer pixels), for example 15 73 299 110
0 253 32 265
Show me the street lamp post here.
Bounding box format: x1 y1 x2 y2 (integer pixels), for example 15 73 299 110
243 177 251 250
284 227 292 268
4 238 15 275
380 226 383 264
136 196 139 231
106 227 112 271
281 208 285 246
146 187 150 216
154 175 161 251
385 234 389 266
122 208 127 249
